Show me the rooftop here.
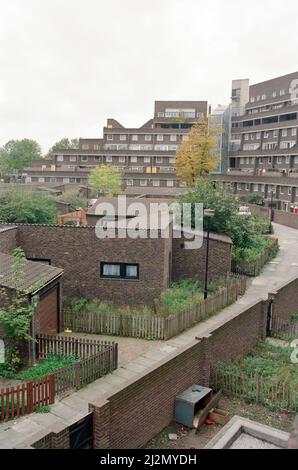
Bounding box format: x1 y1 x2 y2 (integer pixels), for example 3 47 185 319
0 252 63 294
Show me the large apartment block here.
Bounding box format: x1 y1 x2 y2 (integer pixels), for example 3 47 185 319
23 101 207 190
214 72 298 213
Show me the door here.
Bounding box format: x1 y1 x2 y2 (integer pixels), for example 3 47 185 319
36 285 59 335
69 414 93 449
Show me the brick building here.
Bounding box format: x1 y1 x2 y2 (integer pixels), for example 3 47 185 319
22 101 207 190
215 72 298 214
0 222 232 306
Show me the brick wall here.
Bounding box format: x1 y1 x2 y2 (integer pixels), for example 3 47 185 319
91 300 267 449
0 227 18 254
269 276 298 333
172 235 232 283
273 210 298 230
16 225 170 305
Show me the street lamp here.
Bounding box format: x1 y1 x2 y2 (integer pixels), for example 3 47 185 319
204 209 215 300
269 190 275 233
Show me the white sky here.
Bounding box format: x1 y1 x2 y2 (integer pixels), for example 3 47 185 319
1 0 298 153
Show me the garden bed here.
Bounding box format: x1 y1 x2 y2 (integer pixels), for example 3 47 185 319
232 236 279 276
211 341 298 411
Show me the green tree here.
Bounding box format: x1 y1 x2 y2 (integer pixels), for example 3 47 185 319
47 138 79 158
176 119 219 186
88 165 122 197
0 139 42 179
57 189 88 211
0 190 58 224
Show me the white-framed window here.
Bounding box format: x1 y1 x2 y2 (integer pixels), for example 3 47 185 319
277 157 283 164
170 134 177 142
140 179 147 186
257 96 260 101
250 133 254 140
167 180 174 187
279 186 284 195
280 141 296 149
152 180 160 187
145 135 152 141
107 135 113 141
132 135 138 141
286 156 290 164
280 89 285 96
50 177 57 183
268 156 272 164
118 144 128 151
250 97 255 103
126 179 133 186
144 157 151 163
295 156 298 164
168 145 178 151
282 129 288 137
244 134 249 141
169 157 176 164
259 157 263 164
63 177 70 184
81 156 88 162
291 128 297 136
240 157 245 165
288 187 292 196
273 130 279 138
157 134 164 141
261 184 265 193
256 132 261 139
70 156 77 162
120 135 127 141
106 156 113 163
57 155 64 162
272 91 277 98
156 157 163 163
38 177 45 183
182 135 189 141
253 184 258 192
119 156 126 163
263 131 269 139
261 94 266 100
130 156 138 163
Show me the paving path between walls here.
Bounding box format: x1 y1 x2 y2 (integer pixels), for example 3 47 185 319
0 222 298 448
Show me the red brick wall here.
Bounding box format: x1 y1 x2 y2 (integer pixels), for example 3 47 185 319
91 300 267 449
269 277 298 332
273 210 298 230
16 225 170 305
172 236 232 283
0 228 18 254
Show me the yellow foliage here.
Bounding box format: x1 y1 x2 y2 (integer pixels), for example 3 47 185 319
176 118 220 186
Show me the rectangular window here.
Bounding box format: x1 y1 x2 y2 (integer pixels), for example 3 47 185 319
282 129 287 137
81 156 88 162
152 180 160 187
170 134 177 141
69 156 77 162
273 130 279 138
263 132 269 139
156 157 163 163
132 135 138 141
120 135 127 141
157 134 164 141
106 156 113 163
140 179 147 186
144 157 151 163
167 180 174 187
38 177 45 183
291 128 297 136
107 135 113 141
57 155 64 162
277 157 283 164
131 156 138 163
63 177 70 183
256 132 261 139
169 157 176 164
100 263 139 279
246 183 250 191
244 134 249 141
82 144 89 150
145 135 152 141
126 179 133 186
75 178 81 183
119 156 126 163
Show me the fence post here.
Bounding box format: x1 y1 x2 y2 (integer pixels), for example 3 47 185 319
49 374 56 404
255 372 260 403
26 381 34 413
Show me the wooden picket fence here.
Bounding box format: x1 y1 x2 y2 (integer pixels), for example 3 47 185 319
35 334 118 398
0 375 55 422
271 318 298 340
210 365 297 411
36 334 114 360
232 238 279 276
63 276 247 340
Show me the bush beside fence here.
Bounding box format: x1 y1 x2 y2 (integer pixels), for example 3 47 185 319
63 276 247 340
232 238 279 276
210 365 297 411
36 334 118 398
0 375 55 421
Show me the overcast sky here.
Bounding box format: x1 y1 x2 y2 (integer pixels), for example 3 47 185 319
1 0 298 153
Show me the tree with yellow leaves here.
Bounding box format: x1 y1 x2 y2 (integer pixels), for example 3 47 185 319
88 165 122 197
176 118 219 186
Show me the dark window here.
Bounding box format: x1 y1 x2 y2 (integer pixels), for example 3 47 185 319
100 262 139 280
27 258 51 265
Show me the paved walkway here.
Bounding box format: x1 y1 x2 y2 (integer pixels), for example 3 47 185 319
1 223 298 448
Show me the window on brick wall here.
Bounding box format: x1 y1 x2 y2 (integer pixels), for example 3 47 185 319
100 262 139 280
